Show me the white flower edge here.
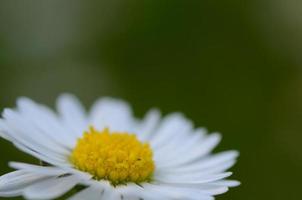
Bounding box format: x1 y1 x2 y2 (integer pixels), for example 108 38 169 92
0 94 240 200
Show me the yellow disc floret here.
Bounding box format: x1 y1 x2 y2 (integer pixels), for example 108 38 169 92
70 127 155 186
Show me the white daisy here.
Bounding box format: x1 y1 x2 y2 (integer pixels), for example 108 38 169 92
0 94 239 200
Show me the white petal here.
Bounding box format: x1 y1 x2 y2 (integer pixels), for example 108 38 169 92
136 109 161 141
150 113 193 149
16 97 76 148
154 172 233 184
157 133 222 168
12 141 71 167
9 162 67 176
65 168 93 182
0 129 67 167
0 170 48 196
157 155 237 178
100 188 120 200
143 183 214 200
23 175 79 200
68 186 104 200
0 127 10 140
164 183 229 195
164 151 239 173
89 98 136 132
0 190 23 197
154 128 207 165
116 183 165 200
56 94 88 138
212 180 241 187
1 110 69 157
69 180 120 200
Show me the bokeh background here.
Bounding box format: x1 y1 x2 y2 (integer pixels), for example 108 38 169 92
0 1 301 199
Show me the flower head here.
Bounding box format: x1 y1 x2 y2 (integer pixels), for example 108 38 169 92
0 94 239 199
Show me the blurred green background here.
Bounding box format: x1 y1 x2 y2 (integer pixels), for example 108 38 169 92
0 0 301 199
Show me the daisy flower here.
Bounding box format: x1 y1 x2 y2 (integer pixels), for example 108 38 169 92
0 94 239 200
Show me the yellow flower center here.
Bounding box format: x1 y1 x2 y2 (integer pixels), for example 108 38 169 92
70 127 155 186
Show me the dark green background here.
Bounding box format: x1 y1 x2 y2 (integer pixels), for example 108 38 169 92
0 1 301 199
